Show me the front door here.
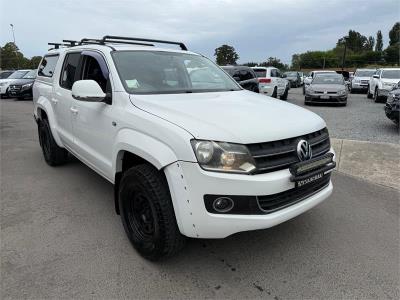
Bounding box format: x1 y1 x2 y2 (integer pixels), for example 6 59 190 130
71 51 115 180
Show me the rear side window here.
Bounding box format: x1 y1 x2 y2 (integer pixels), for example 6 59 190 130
240 69 254 81
60 53 81 90
38 55 59 77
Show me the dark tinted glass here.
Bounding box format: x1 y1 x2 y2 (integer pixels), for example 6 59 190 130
0 71 13 79
82 55 108 92
60 53 81 90
253 69 267 77
38 55 59 77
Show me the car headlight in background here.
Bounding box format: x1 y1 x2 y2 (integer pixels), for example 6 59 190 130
306 88 314 94
191 140 256 174
338 89 347 95
383 82 394 88
0 82 9 86
21 83 33 90
353 79 360 83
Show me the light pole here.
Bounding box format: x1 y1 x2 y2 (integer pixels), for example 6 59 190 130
10 24 16 45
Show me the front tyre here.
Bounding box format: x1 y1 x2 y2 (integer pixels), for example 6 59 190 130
38 118 68 166
119 164 186 261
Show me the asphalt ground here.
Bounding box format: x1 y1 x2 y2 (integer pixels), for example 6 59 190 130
286 87 399 144
1 98 399 299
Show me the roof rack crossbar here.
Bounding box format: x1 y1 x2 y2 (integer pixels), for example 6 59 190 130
101 35 187 50
63 40 78 46
102 39 155 47
48 42 63 49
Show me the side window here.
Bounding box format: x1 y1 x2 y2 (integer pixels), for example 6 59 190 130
270 69 277 77
240 70 253 81
81 55 108 92
60 53 81 90
38 55 59 77
276 69 281 78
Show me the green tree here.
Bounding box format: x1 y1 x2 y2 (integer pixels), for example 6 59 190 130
365 36 375 51
0 42 24 69
260 57 288 70
214 44 239 65
337 30 368 53
388 22 400 46
375 30 383 52
29 56 43 69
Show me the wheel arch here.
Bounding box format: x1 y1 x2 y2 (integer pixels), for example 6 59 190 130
35 97 63 147
112 129 179 214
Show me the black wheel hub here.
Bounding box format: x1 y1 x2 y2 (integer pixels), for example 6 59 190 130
128 192 155 239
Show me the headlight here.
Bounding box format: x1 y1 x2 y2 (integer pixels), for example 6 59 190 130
0 82 8 86
21 83 33 90
383 82 393 87
191 140 256 174
306 88 314 94
353 79 360 83
338 89 347 95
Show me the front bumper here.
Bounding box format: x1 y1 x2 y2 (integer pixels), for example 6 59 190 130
385 101 400 123
165 148 335 238
378 88 391 98
351 82 369 90
305 94 347 104
8 88 33 98
0 85 9 95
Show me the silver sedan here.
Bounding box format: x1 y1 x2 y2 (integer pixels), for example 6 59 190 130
305 74 348 106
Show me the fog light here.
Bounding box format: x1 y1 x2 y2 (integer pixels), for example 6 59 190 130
212 197 234 213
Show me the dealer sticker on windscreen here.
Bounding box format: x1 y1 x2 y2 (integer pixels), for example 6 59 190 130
296 172 324 187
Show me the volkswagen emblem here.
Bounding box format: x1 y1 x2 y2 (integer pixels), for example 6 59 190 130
297 139 312 161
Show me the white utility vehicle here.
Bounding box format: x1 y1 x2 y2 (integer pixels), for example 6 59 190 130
251 66 289 99
33 36 336 260
350 68 376 93
367 68 400 102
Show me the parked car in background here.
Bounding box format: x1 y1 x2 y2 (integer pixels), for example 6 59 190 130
0 70 14 79
385 81 400 125
8 69 37 100
303 70 336 94
251 66 288 99
350 68 376 93
305 73 348 106
0 69 32 98
284 71 301 87
221 66 259 92
368 68 400 102
299 72 305 85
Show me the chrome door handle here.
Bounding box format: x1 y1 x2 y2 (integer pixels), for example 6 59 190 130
70 107 79 114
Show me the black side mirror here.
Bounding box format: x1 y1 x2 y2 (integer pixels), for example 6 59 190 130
233 76 241 82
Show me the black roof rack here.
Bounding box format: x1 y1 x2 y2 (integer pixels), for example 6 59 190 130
48 35 188 51
63 40 78 46
101 35 187 50
48 42 63 50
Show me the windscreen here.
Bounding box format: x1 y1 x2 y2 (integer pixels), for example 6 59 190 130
0 71 13 79
112 51 241 94
354 70 375 77
22 70 36 79
285 72 297 77
381 70 400 79
312 75 344 85
252 68 267 78
8 70 29 79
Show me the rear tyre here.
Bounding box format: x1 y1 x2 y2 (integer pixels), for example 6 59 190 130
38 118 68 166
280 86 288 100
119 164 186 261
374 88 380 103
272 87 277 98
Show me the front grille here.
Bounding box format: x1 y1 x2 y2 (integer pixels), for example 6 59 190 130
361 80 369 84
9 85 21 91
247 128 330 174
257 174 331 213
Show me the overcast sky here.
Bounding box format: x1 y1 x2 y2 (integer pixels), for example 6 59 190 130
0 0 399 64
